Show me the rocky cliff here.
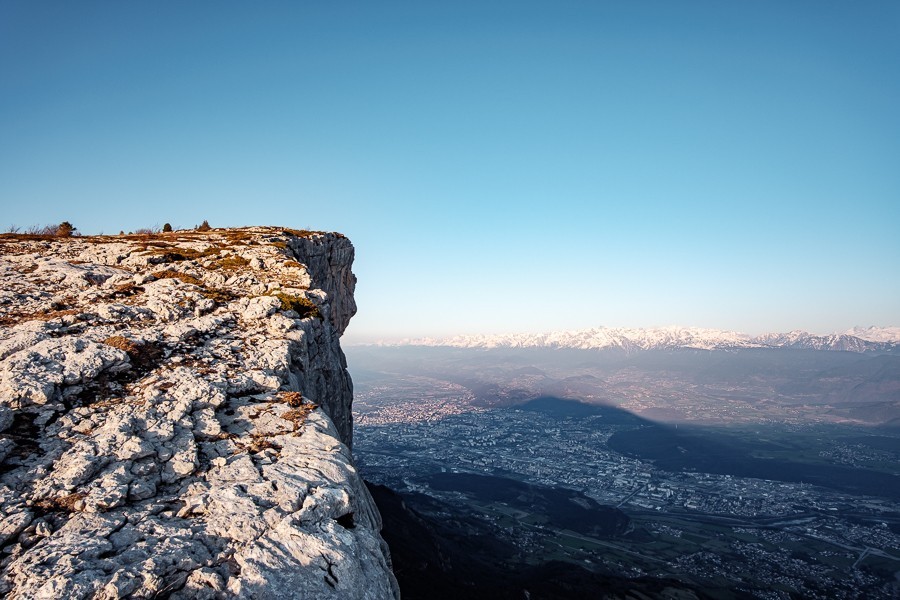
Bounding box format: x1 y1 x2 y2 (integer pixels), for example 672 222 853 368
0 227 399 599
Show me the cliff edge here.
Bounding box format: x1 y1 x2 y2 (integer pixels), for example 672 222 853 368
0 227 399 599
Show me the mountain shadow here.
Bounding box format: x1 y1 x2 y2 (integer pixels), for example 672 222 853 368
608 424 900 500
516 396 649 424
426 471 630 537
367 482 726 600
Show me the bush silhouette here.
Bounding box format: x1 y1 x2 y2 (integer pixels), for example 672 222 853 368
56 222 76 237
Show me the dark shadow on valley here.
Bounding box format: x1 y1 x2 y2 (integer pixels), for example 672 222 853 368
605 422 900 502
368 482 732 600
475 395 900 503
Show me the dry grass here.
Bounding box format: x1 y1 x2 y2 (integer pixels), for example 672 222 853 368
35 492 86 514
281 228 330 238
135 241 172 251
151 251 189 263
0 240 34 256
1 222 80 238
281 405 317 432
105 282 144 301
202 286 238 305
152 269 203 286
222 231 254 243
236 433 277 454
213 255 250 271
89 396 136 409
0 305 80 327
271 293 321 320
277 391 317 432
167 246 223 260
133 240 226 263
279 391 305 407
103 335 139 354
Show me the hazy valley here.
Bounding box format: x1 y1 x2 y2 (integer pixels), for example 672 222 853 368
348 343 900 598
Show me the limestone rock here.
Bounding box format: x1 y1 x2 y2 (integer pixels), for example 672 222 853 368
0 228 397 599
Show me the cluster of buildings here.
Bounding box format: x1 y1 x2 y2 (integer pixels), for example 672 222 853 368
354 389 900 597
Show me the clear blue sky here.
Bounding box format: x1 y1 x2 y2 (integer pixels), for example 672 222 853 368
2 1 898 342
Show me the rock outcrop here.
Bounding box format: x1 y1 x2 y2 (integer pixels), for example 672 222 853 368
0 227 399 599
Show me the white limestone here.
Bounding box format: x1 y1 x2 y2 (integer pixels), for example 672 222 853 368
0 228 397 599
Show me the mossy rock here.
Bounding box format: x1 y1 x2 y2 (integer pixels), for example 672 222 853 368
272 293 321 320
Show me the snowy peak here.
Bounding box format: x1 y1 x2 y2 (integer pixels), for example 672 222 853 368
397 327 752 351
754 331 881 352
392 326 899 353
844 326 900 343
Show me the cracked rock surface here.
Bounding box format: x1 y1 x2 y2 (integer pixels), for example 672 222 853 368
0 227 398 599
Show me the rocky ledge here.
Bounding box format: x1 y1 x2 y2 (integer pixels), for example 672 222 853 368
0 227 399 599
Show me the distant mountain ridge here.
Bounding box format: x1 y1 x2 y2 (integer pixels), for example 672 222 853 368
845 325 900 343
382 326 900 353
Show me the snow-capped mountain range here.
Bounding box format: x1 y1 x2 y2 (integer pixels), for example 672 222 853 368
384 326 900 353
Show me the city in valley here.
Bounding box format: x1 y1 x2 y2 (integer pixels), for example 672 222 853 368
348 346 900 599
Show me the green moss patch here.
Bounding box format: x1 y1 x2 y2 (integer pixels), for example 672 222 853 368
271 292 321 320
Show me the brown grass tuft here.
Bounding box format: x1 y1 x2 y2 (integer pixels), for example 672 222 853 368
35 492 86 514
237 433 277 454
282 228 324 238
152 269 203 286
271 293 321 320
107 282 144 300
103 335 139 354
0 300 81 327
213 255 250 271
278 391 305 407
202 286 238 305
281 405 317 432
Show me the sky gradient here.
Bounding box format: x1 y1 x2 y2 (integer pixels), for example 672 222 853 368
2 1 898 343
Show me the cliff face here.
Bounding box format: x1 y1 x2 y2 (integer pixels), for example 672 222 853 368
0 227 398 599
